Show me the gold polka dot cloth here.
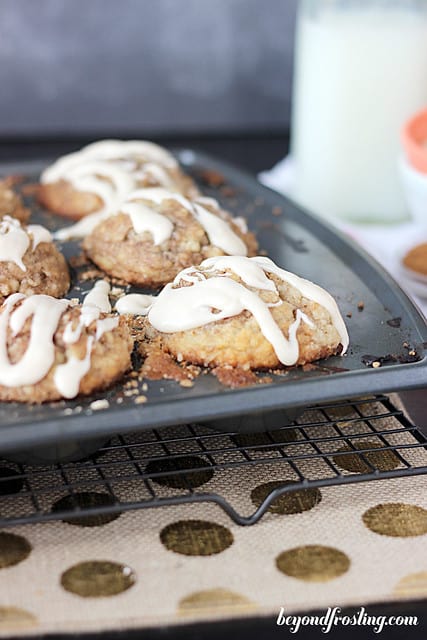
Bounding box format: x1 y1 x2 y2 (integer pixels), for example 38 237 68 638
0 397 425 635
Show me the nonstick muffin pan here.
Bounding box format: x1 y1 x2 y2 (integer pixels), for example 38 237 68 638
0 151 426 457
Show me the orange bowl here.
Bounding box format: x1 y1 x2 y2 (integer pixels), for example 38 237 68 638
402 107 427 174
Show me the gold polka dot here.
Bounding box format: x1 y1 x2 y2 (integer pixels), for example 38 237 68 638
251 481 321 515
363 503 427 537
394 572 427 599
0 533 31 569
276 545 350 582
61 560 136 597
178 588 255 617
145 456 214 489
333 440 400 473
234 429 297 450
0 607 37 629
52 492 120 526
160 520 233 556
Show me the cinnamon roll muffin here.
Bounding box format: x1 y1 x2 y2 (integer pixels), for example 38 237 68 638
0 216 70 301
0 287 132 403
38 139 198 224
146 256 349 370
82 188 257 288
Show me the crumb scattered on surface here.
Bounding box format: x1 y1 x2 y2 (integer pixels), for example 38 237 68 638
196 169 226 187
124 388 139 397
346 312 352 318
361 354 397 368
302 363 319 372
180 379 194 388
220 185 238 197
211 366 259 388
357 301 365 311
140 344 193 383
398 347 421 363
78 267 107 282
386 317 401 328
110 286 125 297
134 395 147 404
90 398 110 410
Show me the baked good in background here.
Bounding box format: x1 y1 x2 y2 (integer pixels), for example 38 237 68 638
83 188 257 288
38 139 199 224
0 178 30 223
146 255 349 369
0 216 70 301
0 282 132 403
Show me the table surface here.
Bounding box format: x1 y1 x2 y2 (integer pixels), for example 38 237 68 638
1 133 425 640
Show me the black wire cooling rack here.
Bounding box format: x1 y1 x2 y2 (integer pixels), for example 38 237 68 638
0 395 426 527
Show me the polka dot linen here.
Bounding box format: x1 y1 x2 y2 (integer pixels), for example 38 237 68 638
0 397 425 636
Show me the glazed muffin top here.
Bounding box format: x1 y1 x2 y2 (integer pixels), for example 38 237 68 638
40 139 198 231
82 187 257 287
0 215 70 301
147 255 349 369
0 281 132 402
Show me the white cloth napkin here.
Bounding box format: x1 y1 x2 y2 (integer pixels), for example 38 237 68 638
259 157 427 319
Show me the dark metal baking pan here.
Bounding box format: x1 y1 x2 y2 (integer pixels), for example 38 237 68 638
0 151 426 456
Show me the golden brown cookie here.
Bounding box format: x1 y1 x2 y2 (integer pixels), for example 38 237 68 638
0 217 69 301
0 295 132 403
83 190 257 288
38 140 199 219
146 256 349 370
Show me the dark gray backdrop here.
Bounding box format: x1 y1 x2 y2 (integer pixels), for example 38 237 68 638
0 0 298 135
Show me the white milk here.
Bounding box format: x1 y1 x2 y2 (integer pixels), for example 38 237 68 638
291 4 427 222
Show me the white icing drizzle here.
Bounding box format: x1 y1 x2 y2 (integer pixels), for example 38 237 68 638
113 187 247 254
192 201 247 255
83 280 111 312
136 163 175 189
54 162 136 241
0 294 70 386
0 279 121 398
116 293 156 316
0 216 52 271
57 182 248 256
63 281 111 345
148 256 349 366
95 316 119 339
54 336 94 399
42 140 177 184
232 217 248 234
27 225 52 249
120 201 174 245
44 140 179 241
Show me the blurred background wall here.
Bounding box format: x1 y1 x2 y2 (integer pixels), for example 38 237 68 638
0 0 298 136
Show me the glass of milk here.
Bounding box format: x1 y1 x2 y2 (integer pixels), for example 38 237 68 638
290 0 427 223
